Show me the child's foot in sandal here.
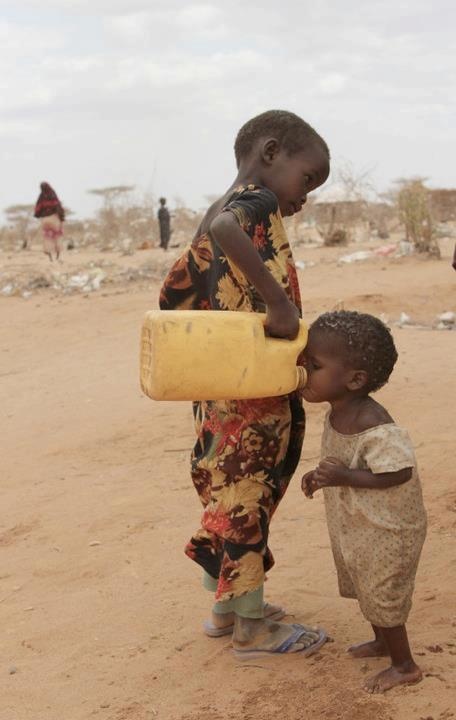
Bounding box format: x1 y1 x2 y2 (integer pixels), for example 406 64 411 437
204 602 286 638
232 618 326 657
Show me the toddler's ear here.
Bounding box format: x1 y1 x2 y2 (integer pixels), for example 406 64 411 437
347 369 368 392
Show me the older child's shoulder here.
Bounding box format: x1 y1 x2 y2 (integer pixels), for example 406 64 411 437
225 184 279 216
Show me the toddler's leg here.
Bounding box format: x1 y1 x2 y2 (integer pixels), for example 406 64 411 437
348 624 389 658
364 624 422 693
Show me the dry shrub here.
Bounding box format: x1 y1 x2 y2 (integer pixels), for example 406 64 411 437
325 227 348 246
396 178 440 256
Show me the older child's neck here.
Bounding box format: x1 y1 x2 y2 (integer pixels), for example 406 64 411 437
232 158 267 189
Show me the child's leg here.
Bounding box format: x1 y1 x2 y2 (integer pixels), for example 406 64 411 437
364 624 422 693
202 571 235 628
348 624 389 658
232 588 322 654
203 571 286 637
203 572 324 652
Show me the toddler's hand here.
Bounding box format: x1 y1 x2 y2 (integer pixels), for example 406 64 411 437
301 470 317 498
313 457 349 487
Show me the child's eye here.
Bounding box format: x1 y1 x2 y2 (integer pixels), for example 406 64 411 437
308 357 321 370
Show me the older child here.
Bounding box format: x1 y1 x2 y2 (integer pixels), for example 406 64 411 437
301 311 427 691
160 110 330 656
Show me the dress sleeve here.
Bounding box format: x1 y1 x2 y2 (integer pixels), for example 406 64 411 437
360 425 416 474
221 186 279 234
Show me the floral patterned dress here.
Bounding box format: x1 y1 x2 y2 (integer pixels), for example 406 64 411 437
159 185 305 601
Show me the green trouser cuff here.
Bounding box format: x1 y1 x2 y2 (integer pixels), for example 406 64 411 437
232 585 264 619
203 571 234 613
203 571 264 618
202 571 218 592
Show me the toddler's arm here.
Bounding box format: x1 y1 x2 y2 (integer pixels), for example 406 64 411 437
210 212 299 339
302 457 412 496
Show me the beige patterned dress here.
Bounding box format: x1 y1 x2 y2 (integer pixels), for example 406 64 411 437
321 413 427 627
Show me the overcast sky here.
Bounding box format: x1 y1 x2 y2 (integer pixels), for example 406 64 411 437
1 0 455 219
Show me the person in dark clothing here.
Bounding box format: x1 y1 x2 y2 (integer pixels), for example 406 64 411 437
34 182 65 261
158 197 171 250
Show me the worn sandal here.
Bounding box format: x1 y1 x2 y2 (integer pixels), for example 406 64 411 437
232 623 327 658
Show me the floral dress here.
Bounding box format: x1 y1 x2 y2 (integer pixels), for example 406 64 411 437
159 185 305 601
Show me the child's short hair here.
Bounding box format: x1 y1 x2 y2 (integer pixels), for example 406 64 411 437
234 110 329 167
310 310 398 393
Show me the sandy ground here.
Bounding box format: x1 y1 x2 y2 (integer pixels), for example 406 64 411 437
1 237 456 720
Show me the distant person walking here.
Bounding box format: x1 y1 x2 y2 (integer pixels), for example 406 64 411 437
158 197 171 250
34 182 65 261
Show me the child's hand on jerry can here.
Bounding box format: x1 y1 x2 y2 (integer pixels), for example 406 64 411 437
265 298 300 340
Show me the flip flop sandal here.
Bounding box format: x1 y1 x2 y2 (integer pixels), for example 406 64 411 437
232 623 327 659
203 603 286 638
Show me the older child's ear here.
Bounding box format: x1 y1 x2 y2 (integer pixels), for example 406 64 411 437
261 138 280 164
347 370 369 392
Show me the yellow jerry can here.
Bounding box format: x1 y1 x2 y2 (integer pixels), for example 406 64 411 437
140 310 307 401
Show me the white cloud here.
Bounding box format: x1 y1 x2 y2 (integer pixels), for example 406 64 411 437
103 12 154 43
176 4 222 27
0 19 64 53
108 49 266 91
318 73 347 95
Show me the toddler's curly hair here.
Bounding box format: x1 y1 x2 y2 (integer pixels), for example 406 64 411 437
310 310 398 393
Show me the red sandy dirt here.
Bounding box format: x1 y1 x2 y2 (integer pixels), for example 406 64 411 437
1 239 455 720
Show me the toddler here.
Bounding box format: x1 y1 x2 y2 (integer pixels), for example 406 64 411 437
302 311 427 691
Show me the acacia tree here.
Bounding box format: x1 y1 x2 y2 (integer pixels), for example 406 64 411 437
87 185 135 249
4 204 35 249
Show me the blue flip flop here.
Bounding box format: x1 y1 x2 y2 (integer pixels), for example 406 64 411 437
203 603 286 638
232 623 327 659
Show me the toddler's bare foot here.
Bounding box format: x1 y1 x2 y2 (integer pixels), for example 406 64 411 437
348 639 389 658
364 662 423 693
